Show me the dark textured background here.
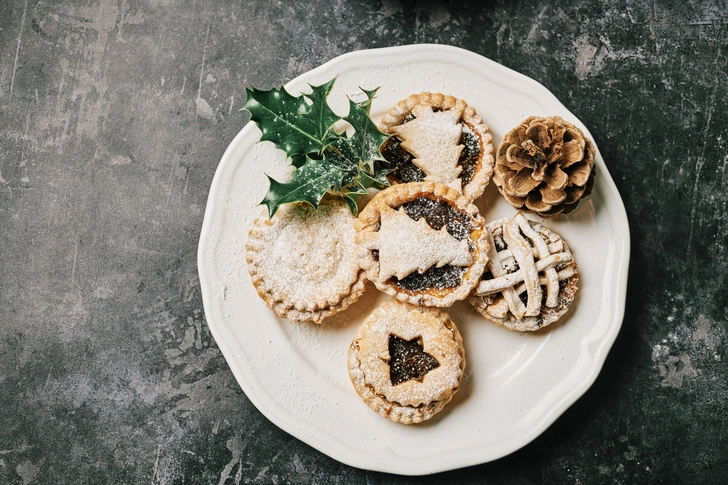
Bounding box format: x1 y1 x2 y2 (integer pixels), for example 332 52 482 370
1 0 727 483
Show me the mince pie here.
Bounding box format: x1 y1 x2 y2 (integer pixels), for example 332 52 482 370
469 212 578 331
246 197 367 324
355 181 489 307
347 299 466 424
379 92 495 201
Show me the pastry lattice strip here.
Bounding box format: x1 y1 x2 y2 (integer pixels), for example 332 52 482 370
495 239 564 265
482 266 576 320
476 213 570 319
475 252 573 296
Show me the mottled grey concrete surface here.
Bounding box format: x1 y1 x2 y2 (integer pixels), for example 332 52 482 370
1 0 727 483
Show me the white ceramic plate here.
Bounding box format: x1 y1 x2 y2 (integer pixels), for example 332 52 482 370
198 44 630 475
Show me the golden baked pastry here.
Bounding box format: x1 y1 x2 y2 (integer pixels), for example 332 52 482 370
469 212 578 331
355 181 489 307
246 197 367 323
379 92 495 201
347 299 466 424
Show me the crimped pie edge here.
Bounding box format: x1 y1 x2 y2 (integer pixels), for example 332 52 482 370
378 92 495 201
355 181 489 307
347 299 466 424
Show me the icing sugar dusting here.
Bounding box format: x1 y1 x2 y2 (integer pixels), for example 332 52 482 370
390 104 464 189
352 300 464 408
360 204 473 281
247 199 363 316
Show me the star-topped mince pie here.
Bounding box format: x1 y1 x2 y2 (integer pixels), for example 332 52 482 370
355 181 489 307
348 299 466 424
246 197 367 324
379 92 495 201
469 212 579 331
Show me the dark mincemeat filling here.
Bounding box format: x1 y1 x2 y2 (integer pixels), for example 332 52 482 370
401 196 471 240
393 265 468 292
493 234 507 252
378 196 473 292
380 117 481 186
388 334 440 385
516 272 571 307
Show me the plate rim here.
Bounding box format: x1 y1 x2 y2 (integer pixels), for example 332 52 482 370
198 43 631 475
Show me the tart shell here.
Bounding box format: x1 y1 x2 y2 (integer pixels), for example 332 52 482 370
246 198 367 324
348 299 466 424
469 214 579 331
355 181 489 307
379 92 495 201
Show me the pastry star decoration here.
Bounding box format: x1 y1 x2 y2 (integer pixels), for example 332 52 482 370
387 334 440 385
389 104 465 192
361 204 473 281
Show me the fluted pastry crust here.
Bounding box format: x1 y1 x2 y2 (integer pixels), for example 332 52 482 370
246 198 367 323
348 299 465 424
355 181 489 307
379 92 495 201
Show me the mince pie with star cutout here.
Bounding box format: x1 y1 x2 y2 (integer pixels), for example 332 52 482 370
355 181 489 308
379 92 495 201
469 212 579 331
347 299 466 424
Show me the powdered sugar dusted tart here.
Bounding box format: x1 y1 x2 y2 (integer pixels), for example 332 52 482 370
469 212 579 331
246 198 367 324
379 92 495 201
355 181 489 307
348 299 466 424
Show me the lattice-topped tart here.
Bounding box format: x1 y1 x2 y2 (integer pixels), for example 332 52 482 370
379 92 495 201
348 299 466 424
246 197 367 324
469 212 579 331
355 181 489 307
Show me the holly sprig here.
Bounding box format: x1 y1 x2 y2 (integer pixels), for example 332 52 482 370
243 78 391 218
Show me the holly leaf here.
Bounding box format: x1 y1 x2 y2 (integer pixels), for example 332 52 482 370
344 95 391 173
358 159 391 189
342 193 359 215
290 152 307 169
243 79 340 158
340 180 368 216
299 78 341 148
331 137 390 191
245 77 392 217
326 89 391 190
261 155 345 218
357 87 379 114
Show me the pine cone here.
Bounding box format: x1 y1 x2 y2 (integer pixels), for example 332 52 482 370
494 116 596 217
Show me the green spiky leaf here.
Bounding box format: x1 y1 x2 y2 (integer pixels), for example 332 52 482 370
244 79 340 158
260 155 345 218
344 96 391 174
244 78 392 217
